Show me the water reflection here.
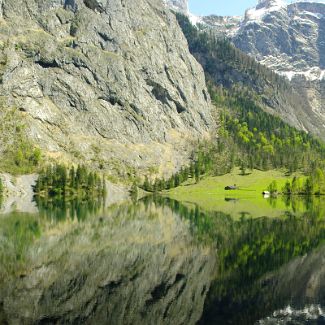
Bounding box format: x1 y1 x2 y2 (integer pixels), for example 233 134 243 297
258 305 325 324
0 196 324 324
35 196 106 222
143 196 325 325
0 199 215 325
0 212 41 280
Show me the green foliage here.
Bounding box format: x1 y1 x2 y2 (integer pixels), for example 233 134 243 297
34 164 106 200
0 108 42 174
0 213 41 279
141 149 214 192
239 160 247 176
280 169 325 195
70 15 81 37
282 180 292 195
267 180 278 194
0 177 3 195
176 12 325 178
211 85 325 174
130 181 139 201
176 12 291 95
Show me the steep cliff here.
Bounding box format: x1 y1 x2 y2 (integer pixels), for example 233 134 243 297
0 0 215 177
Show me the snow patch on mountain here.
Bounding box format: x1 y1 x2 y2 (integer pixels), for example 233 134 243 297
258 305 325 324
301 10 324 19
189 13 203 25
280 68 325 81
245 0 286 22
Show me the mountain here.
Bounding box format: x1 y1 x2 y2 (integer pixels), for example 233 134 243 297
165 0 188 14
233 0 325 138
176 12 320 140
0 0 215 177
169 0 325 140
237 0 324 80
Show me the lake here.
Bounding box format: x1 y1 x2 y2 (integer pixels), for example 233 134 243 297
0 195 324 324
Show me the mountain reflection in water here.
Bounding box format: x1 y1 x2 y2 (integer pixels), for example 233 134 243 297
0 195 324 324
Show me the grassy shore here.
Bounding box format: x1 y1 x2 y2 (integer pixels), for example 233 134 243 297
165 168 308 219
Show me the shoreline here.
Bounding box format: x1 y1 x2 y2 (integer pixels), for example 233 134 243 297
0 173 130 214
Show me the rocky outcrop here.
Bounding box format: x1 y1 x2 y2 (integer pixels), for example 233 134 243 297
0 0 215 177
0 201 216 324
164 0 188 14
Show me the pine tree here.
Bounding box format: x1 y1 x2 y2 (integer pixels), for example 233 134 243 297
195 164 200 183
240 160 246 176
102 177 107 196
143 176 150 192
69 166 75 189
130 181 138 200
175 174 180 187
267 180 278 194
0 178 3 195
282 181 292 195
304 177 314 195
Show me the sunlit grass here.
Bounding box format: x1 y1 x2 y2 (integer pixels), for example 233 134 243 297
165 168 309 219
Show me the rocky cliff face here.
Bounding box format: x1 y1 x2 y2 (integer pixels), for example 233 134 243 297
0 0 215 176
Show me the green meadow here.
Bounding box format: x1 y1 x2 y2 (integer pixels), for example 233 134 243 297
165 168 310 219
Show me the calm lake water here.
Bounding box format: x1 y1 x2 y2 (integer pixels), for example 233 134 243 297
0 195 325 324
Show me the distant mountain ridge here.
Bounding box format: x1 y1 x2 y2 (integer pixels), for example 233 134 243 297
167 0 325 139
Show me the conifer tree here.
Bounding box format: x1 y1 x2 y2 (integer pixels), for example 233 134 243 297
130 181 138 200
0 178 3 195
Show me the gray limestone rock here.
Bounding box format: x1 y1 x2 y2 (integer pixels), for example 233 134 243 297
0 0 215 176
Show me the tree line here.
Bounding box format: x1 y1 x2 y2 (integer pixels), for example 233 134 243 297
276 168 325 196
211 84 325 174
140 150 214 192
34 164 106 200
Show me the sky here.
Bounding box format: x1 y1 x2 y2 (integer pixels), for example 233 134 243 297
188 0 291 16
